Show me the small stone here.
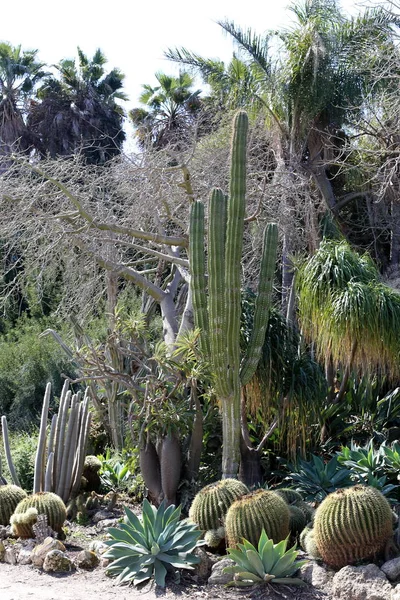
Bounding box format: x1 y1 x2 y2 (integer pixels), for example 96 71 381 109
43 550 73 572
31 536 66 568
18 540 36 565
4 546 18 565
207 558 235 585
75 549 99 570
96 518 119 531
99 556 111 568
192 547 214 580
299 561 335 592
92 510 114 524
381 557 400 582
0 525 9 540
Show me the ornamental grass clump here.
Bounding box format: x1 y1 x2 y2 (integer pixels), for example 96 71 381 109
223 528 307 587
103 499 204 587
313 485 393 568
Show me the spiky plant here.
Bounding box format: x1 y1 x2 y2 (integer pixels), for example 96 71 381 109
313 485 393 567
0 484 27 526
189 479 249 548
10 507 39 539
103 499 203 586
12 491 66 537
225 489 290 549
223 529 307 587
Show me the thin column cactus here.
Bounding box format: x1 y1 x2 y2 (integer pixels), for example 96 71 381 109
190 111 278 478
1 381 91 503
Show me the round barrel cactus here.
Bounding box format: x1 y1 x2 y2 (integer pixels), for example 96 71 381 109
314 485 393 568
0 484 27 526
11 491 66 538
189 479 248 547
225 489 290 548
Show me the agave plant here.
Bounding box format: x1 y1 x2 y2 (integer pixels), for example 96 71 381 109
103 499 203 586
284 455 353 503
223 529 307 587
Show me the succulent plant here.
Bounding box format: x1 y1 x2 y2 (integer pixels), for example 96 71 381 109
189 479 249 547
225 489 290 549
313 485 393 568
288 505 308 536
12 491 67 538
0 484 27 526
275 488 304 504
223 529 307 587
103 499 203 586
302 528 321 559
10 507 39 538
82 455 102 492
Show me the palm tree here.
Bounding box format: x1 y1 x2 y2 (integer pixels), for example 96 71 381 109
0 42 46 156
28 48 127 164
129 71 201 149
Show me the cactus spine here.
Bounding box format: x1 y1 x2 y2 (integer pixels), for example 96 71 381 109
12 491 67 537
225 489 290 548
190 111 278 478
189 479 248 547
0 484 27 525
313 485 393 568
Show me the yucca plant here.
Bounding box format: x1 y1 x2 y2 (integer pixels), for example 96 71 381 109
223 529 307 587
103 499 204 586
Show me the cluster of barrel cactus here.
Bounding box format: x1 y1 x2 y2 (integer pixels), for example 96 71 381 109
10 491 67 538
0 484 27 526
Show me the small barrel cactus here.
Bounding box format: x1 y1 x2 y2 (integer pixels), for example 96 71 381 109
11 491 67 538
82 455 102 493
288 504 308 535
189 479 248 547
314 485 393 568
0 484 27 526
275 488 304 504
225 489 290 548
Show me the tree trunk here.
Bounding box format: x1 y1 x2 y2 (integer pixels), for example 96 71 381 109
221 389 241 479
239 437 263 487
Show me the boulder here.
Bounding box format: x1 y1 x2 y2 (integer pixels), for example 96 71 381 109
332 564 393 600
43 549 73 573
18 539 36 565
4 546 18 565
299 561 335 592
75 549 99 570
92 510 114 524
207 558 235 585
31 536 66 568
381 557 400 582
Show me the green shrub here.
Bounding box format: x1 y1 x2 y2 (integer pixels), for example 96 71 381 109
3 431 38 492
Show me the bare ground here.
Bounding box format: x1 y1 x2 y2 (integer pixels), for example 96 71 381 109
0 563 331 600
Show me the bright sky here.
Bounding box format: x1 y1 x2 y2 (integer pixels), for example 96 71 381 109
3 0 366 110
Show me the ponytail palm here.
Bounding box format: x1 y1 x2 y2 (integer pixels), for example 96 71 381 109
298 239 400 378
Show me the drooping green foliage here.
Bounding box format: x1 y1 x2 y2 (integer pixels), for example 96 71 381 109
0 484 27 526
223 529 307 587
188 479 249 547
103 499 203 587
313 485 393 568
225 489 290 549
297 238 400 376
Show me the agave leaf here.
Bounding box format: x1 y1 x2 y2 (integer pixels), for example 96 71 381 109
258 529 269 554
116 523 148 548
154 559 168 587
124 506 144 532
153 500 167 539
165 504 181 526
272 577 306 586
133 565 153 585
107 526 146 549
240 539 258 552
270 539 288 564
227 548 253 571
156 552 194 567
234 571 264 583
246 549 266 578
260 539 275 573
114 565 133 585
270 551 298 576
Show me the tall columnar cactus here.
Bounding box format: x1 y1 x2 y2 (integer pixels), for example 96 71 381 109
313 485 393 568
225 489 290 549
189 479 249 547
11 491 67 538
1 381 92 504
0 484 27 525
190 111 278 478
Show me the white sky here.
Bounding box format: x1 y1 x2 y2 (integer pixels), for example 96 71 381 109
2 0 367 109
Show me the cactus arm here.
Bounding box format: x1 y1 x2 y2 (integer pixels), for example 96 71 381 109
208 188 229 396
71 400 91 498
1 416 20 487
60 397 80 503
189 201 210 357
240 223 279 386
56 394 78 500
45 452 54 492
33 382 51 493
54 390 71 491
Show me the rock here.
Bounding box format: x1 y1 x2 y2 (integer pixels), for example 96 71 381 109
299 561 335 592
18 539 36 565
0 525 9 539
207 558 235 585
43 550 73 573
192 547 214 580
96 518 119 531
392 586 400 600
88 540 109 556
0 540 5 561
75 550 99 570
31 536 66 568
99 556 111 568
382 557 400 582
92 510 114 524
4 546 18 565
332 564 393 600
